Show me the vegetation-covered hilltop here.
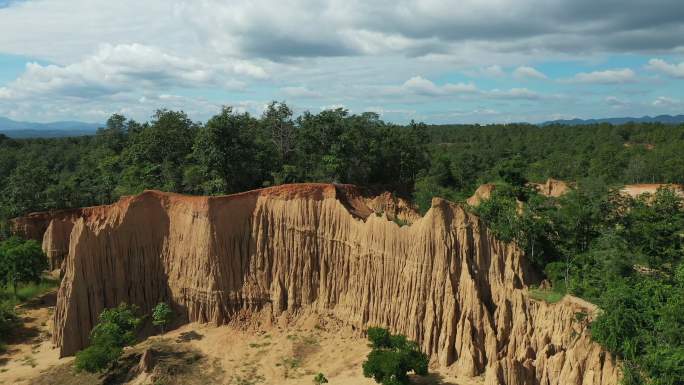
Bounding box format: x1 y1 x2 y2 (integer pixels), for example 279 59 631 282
1 103 683 384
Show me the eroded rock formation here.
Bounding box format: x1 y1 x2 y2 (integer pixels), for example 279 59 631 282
531 179 571 198
467 183 497 206
16 184 618 385
42 218 76 270
467 179 571 208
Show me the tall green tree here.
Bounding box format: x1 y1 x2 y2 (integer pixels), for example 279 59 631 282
0 237 48 297
118 110 197 194
192 106 275 194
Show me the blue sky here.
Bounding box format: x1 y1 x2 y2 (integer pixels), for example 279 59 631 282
0 0 683 124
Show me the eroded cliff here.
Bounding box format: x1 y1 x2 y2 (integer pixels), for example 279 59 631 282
19 184 618 385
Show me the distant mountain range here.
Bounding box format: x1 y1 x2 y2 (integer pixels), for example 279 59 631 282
541 114 684 126
2 114 684 139
0 117 101 138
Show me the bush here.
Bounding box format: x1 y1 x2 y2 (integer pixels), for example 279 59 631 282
74 342 123 373
0 300 19 340
313 372 328 384
152 302 174 334
362 327 428 385
75 303 141 373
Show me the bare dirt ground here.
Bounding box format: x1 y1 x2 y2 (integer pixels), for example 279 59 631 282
163 320 483 385
0 291 65 385
3 299 482 385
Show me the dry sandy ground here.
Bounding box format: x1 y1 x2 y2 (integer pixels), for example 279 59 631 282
0 292 66 385
1 297 482 385
146 318 483 385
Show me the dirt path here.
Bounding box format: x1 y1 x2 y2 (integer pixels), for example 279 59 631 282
0 291 68 385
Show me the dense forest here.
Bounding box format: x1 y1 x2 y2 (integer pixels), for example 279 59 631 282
2 103 683 222
1 103 684 384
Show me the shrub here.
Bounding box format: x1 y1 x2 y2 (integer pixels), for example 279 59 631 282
313 372 328 384
152 302 174 334
75 303 141 373
0 300 19 340
362 327 428 385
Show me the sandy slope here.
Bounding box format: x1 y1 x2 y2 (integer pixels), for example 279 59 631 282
1 292 482 385
0 292 67 385
149 318 483 385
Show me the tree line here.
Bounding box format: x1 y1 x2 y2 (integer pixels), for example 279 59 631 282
0 103 430 229
2 104 684 224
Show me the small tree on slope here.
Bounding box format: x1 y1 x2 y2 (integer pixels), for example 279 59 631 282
152 302 174 335
75 303 141 373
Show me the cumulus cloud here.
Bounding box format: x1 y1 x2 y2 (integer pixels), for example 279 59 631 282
390 76 478 96
383 76 551 102
0 0 682 123
513 66 547 80
652 96 682 107
1 44 265 100
2 0 684 63
646 58 684 78
566 68 636 84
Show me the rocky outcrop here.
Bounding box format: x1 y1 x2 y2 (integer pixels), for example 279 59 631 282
41 218 76 270
10 208 94 242
17 184 618 385
363 191 422 224
467 183 497 206
531 179 571 198
467 179 571 208
11 208 87 270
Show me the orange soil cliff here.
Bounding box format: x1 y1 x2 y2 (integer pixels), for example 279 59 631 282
17 184 618 385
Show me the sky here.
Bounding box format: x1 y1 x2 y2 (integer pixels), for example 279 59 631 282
0 0 683 124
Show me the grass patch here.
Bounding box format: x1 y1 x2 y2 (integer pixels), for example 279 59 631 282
392 217 410 227
248 342 271 348
0 277 59 303
529 288 565 303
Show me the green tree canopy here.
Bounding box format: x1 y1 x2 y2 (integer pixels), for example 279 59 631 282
362 327 428 385
152 302 174 334
0 237 48 296
75 303 141 373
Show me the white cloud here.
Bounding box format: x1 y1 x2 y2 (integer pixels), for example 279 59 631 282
1 43 266 100
513 66 547 80
487 87 541 100
281 86 321 98
652 96 682 107
0 0 681 123
646 58 684 78
382 77 551 102
392 76 478 96
566 68 636 84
